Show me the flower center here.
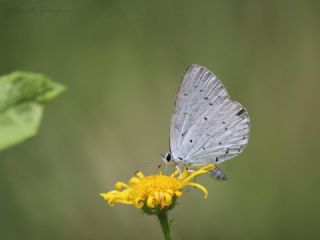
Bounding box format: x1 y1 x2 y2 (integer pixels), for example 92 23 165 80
132 175 179 196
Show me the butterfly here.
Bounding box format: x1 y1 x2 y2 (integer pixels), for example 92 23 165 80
162 64 250 180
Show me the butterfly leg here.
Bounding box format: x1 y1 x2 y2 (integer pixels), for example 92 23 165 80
175 165 184 179
186 167 195 173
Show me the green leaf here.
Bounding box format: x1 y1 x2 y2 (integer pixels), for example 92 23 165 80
0 71 65 151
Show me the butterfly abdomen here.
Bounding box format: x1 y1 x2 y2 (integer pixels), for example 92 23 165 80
209 167 227 180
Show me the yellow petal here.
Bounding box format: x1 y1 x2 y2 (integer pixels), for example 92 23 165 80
200 164 216 172
136 171 145 179
162 192 173 207
180 165 215 187
133 197 144 208
186 182 209 199
171 169 180 177
100 191 117 198
175 190 183 197
110 199 133 205
114 182 130 190
147 195 156 208
129 177 142 185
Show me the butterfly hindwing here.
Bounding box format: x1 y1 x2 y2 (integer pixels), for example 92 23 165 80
170 64 250 165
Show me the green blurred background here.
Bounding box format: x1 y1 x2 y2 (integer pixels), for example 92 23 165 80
0 0 319 239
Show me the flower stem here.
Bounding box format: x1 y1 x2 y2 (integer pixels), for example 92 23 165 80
156 211 172 240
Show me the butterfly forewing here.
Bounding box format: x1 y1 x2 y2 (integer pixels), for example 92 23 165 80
170 64 250 165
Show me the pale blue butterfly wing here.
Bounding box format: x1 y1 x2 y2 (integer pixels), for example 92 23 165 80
170 64 250 166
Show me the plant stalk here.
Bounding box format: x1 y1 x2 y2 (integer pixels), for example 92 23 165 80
156 211 172 240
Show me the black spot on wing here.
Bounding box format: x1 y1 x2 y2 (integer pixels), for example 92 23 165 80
236 108 245 116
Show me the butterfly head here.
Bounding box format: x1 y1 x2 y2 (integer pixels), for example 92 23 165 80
161 152 173 163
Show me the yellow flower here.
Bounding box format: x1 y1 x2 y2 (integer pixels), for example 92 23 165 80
100 164 215 210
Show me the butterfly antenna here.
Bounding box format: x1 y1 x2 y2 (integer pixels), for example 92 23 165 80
134 155 161 174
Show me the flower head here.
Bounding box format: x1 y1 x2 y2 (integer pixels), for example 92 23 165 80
100 164 215 212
